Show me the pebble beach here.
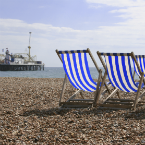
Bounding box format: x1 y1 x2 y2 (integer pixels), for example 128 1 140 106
0 77 145 144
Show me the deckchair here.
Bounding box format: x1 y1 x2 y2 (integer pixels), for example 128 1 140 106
97 51 145 110
132 55 145 80
55 48 112 108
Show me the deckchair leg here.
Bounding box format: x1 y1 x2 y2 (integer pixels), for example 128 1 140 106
94 70 107 106
97 51 111 94
93 70 102 104
134 73 144 110
57 49 114 108
59 74 67 106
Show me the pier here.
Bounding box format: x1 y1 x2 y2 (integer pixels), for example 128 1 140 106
0 32 45 71
0 64 44 71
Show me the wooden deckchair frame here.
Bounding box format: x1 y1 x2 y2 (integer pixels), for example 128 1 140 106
55 48 112 108
132 55 145 85
97 51 145 110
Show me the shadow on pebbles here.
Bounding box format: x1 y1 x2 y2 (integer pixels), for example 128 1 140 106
0 77 145 144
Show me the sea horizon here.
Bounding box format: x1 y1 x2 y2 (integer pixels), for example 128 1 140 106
0 67 139 80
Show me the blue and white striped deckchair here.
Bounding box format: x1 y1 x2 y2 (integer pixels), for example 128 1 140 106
133 55 145 78
97 51 145 110
56 48 111 108
61 50 97 92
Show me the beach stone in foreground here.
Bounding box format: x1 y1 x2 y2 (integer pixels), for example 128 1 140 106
0 77 145 144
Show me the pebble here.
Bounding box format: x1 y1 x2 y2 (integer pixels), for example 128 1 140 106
1 77 145 144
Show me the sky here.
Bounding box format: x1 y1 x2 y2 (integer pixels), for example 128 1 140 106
0 0 145 67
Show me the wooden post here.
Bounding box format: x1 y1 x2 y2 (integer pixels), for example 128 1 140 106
94 69 102 105
56 49 63 63
59 74 67 105
87 48 100 72
134 72 144 110
66 89 81 102
97 51 107 70
97 51 111 94
103 88 118 103
131 52 142 75
94 70 107 105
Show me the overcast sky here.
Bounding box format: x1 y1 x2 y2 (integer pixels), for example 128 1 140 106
0 0 145 67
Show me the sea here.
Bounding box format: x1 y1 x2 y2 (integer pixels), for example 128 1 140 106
0 67 139 80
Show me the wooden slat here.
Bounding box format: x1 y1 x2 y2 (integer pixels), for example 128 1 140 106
138 101 145 103
59 74 67 104
66 89 81 102
104 101 133 105
107 98 134 102
87 48 100 72
98 107 127 110
63 105 92 108
134 72 144 110
97 103 133 109
103 88 118 103
69 99 94 102
94 69 102 104
60 102 93 106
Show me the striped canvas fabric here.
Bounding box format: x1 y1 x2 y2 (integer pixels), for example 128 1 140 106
60 50 97 92
133 55 145 77
104 55 139 92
